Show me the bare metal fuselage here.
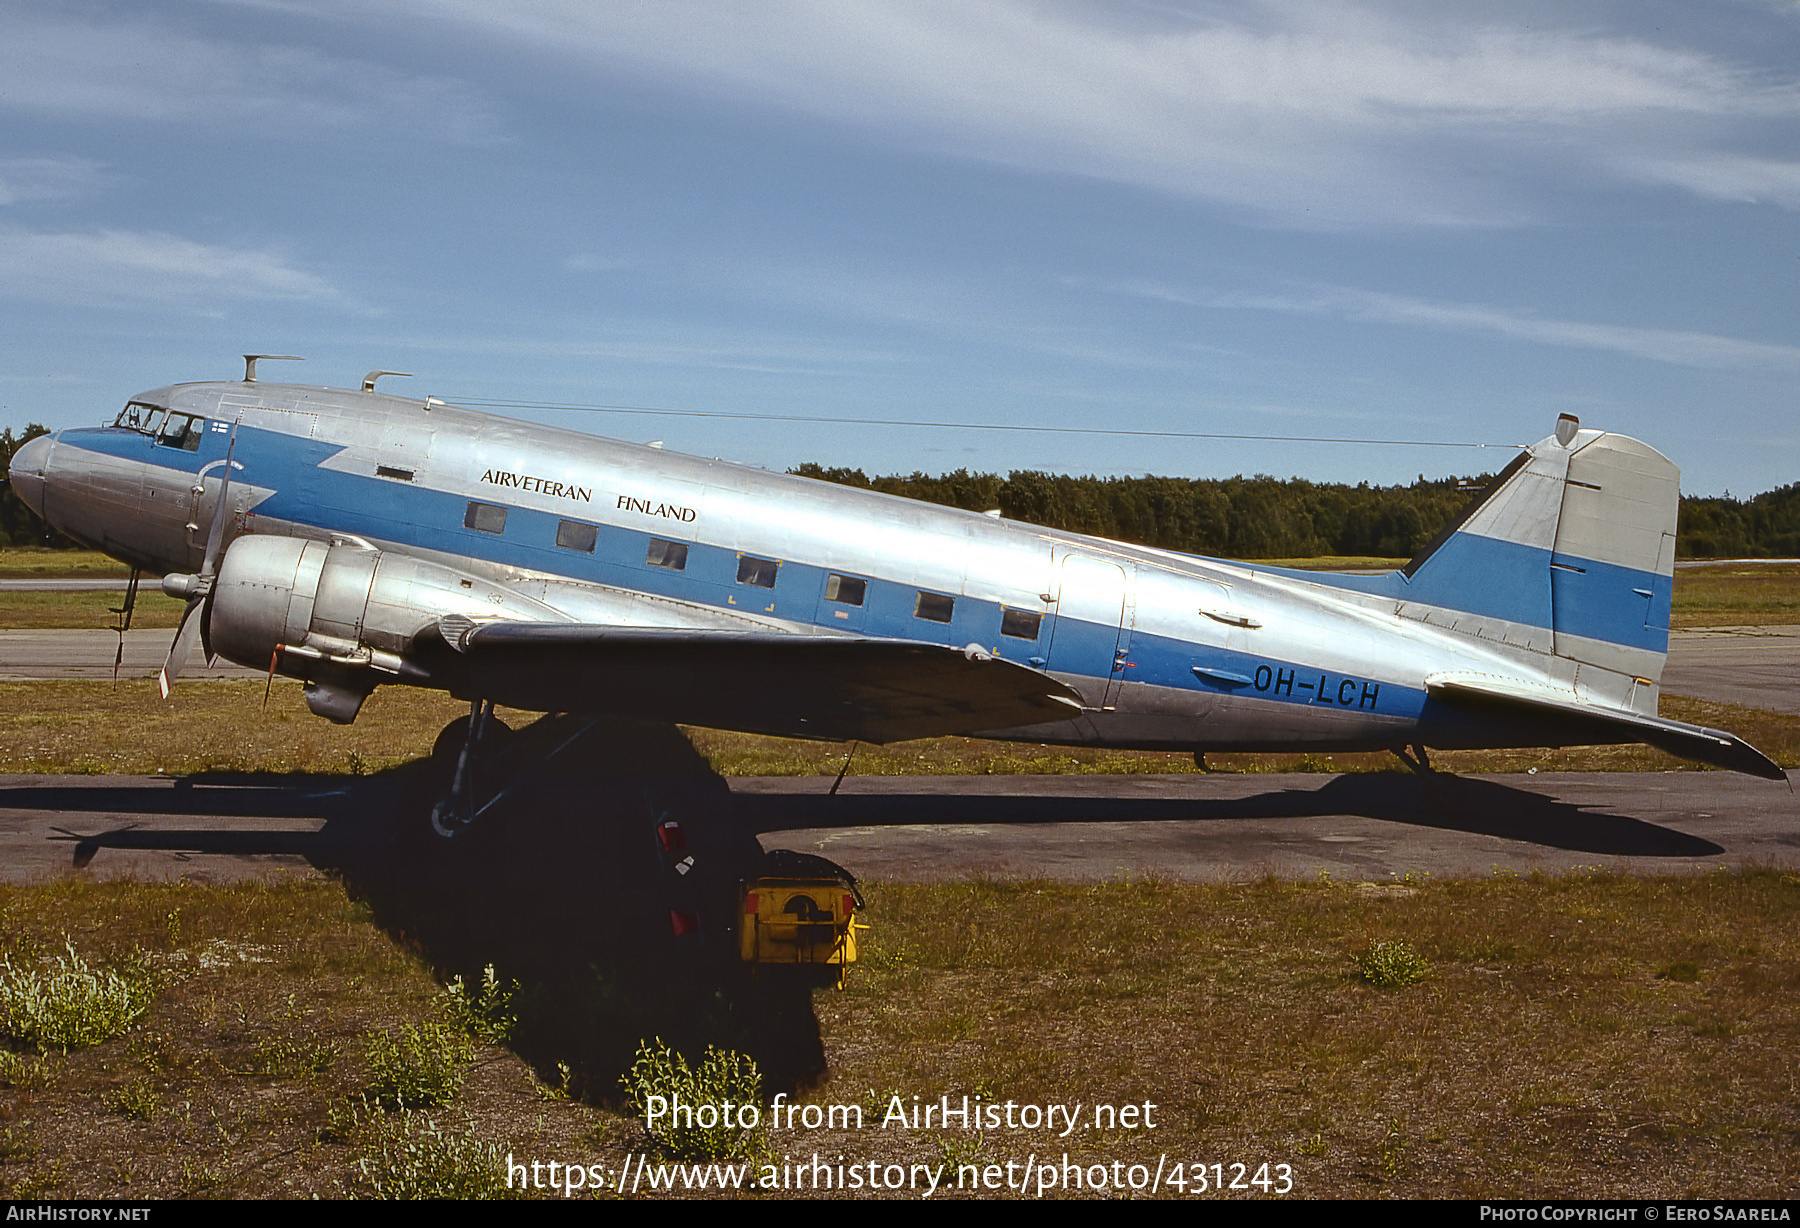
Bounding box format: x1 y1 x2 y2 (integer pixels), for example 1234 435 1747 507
8 375 1779 775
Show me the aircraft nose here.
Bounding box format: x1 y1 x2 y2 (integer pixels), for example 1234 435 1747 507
7 432 53 519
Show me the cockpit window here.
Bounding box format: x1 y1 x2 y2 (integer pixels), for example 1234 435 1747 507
115 402 168 435
155 413 204 451
115 402 204 450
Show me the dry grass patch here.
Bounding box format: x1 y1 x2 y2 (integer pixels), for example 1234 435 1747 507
816 869 1800 1198
0 870 1795 1198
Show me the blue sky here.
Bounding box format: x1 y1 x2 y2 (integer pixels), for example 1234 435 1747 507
2 0 1796 495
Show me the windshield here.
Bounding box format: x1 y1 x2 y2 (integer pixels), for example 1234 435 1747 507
114 402 204 451
114 401 167 433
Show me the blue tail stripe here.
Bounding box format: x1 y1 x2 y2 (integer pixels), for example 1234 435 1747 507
1269 532 1668 652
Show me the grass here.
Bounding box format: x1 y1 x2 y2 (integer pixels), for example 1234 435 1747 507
0 940 155 1052
1671 561 1800 628
0 679 478 776
0 871 1793 1198
0 589 185 630
0 549 133 578
365 1023 472 1111
0 677 1794 776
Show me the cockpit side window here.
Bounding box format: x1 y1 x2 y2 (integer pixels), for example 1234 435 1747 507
155 413 204 451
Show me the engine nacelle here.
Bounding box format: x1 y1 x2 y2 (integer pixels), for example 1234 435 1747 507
208 536 568 675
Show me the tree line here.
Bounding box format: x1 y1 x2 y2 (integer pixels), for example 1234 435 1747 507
792 463 1800 561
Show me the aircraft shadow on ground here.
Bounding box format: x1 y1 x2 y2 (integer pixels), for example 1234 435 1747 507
741 771 1727 858
21 719 832 1099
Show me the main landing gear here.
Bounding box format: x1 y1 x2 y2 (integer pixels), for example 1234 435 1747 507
426 699 598 839
1391 743 1436 776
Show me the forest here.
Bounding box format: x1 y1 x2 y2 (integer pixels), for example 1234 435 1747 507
791 462 1800 561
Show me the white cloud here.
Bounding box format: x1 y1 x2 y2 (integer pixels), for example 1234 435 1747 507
1617 154 1800 209
0 157 116 206
0 8 498 142
0 224 350 312
374 0 1799 227
1116 279 1800 373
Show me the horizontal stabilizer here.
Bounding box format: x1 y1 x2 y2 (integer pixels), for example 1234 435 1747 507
1427 673 1786 781
437 619 1084 744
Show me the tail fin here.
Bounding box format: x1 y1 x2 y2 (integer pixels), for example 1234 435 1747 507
1397 414 1677 710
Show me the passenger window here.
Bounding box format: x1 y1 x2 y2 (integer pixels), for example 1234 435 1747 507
557 520 597 552
824 574 866 606
737 556 779 588
1001 608 1042 640
646 539 687 570
915 592 954 623
464 502 507 534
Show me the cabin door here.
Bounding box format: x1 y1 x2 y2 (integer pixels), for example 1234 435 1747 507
1046 553 1135 709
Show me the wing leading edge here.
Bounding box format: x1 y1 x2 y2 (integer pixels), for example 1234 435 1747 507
436 617 1084 744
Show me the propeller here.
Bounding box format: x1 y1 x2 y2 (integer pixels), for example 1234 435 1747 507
157 419 241 697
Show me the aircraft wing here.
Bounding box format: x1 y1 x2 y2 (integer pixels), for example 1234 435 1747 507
436 617 1085 744
1426 673 1786 781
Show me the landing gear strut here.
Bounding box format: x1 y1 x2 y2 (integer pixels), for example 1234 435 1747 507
427 700 597 839
1391 743 1436 776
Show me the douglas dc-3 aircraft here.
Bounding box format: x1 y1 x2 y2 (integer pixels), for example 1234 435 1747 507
7 356 1783 835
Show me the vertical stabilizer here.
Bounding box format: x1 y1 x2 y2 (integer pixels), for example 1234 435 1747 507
1395 416 1678 706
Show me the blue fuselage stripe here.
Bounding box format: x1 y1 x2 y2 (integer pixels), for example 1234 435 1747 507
60 422 1445 729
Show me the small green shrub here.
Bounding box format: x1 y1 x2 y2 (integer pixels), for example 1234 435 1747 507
1358 940 1432 988
623 1037 763 1161
365 1023 471 1110
351 1110 511 1200
252 1035 339 1078
104 1077 160 1120
0 1122 35 1163
0 941 154 1051
441 964 517 1045
0 1049 51 1091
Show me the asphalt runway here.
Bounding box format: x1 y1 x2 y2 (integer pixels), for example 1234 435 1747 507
0 628 264 680
1660 625 1800 714
1 768 1793 886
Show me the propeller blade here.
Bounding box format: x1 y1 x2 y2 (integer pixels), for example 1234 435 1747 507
157 594 204 699
110 569 140 684
200 419 242 579
161 417 243 698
